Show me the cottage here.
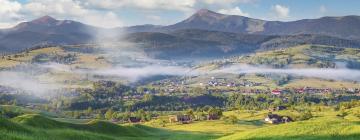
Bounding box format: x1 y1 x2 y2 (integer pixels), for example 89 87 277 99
168 114 192 124
269 106 287 111
264 114 292 124
207 114 220 120
271 89 282 95
128 117 141 123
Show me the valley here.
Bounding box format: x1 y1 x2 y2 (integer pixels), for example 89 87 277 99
1 4 360 140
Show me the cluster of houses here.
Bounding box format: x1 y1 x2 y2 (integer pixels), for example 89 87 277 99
122 95 143 100
272 87 360 95
168 113 221 124
207 77 262 87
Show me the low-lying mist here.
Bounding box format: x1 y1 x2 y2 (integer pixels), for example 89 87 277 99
215 64 360 82
0 71 61 95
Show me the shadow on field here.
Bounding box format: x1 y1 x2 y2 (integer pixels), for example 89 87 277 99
237 120 264 126
242 134 360 140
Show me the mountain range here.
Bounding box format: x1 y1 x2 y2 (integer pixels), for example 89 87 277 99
0 9 360 59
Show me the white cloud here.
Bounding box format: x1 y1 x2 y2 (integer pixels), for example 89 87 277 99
85 0 196 12
272 4 289 19
21 0 123 28
218 6 249 16
320 5 327 14
0 0 23 28
0 0 259 28
146 15 161 21
202 0 255 5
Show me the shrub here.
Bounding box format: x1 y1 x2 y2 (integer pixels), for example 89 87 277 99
297 110 313 121
223 115 238 124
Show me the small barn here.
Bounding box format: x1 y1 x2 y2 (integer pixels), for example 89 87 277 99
169 114 192 124
207 114 220 120
128 117 141 123
264 114 292 124
271 89 282 95
268 106 287 112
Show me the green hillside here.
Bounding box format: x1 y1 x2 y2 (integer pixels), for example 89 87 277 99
219 116 360 140
0 114 216 140
227 45 360 68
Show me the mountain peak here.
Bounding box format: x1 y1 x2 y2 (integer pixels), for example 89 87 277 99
31 15 58 24
194 9 223 17
181 9 225 24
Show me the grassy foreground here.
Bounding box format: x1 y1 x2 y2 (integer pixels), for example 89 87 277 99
1 106 360 140
219 116 360 140
0 114 216 140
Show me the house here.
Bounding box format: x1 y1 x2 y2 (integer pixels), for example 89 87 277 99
128 117 141 123
264 114 293 124
168 114 192 124
207 114 220 120
271 89 282 95
268 106 287 112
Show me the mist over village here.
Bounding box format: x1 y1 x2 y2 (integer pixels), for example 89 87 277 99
1 0 360 140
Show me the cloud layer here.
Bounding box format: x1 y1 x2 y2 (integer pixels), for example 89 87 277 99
272 4 290 19
0 0 257 28
218 7 249 16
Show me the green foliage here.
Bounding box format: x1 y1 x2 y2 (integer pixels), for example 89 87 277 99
219 117 360 140
0 113 216 140
105 109 114 120
297 110 313 121
223 115 238 124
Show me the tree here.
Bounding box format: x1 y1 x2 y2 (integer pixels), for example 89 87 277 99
208 107 222 117
86 107 93 115
105 108 114 120
12 99 17 106
186 109 195 119
143 94 153 102
96 113 104 119
227 115 238 124
298 110 313 121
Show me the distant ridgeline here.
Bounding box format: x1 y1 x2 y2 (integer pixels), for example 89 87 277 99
1 9 360 60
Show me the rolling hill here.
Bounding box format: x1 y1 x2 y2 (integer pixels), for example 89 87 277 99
0 114 217 140
219 116 360 140
124 30 360 59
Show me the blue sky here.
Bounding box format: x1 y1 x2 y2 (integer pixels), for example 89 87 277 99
0 0 360 28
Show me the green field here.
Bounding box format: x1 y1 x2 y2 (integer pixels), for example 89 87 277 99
0 114 218 140
2 107 359 140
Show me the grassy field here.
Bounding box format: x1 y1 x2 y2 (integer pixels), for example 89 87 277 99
0 114 217 140
219 116 360 140
1 106 360 140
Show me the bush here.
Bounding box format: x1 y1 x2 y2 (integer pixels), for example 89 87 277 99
336 110 348 117
222 115 238 124
297 110 313 121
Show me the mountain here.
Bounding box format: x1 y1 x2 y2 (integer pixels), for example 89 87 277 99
165 9 266 34
261 16 360 40
1 10 360 56
129 9 360 40
11 15 98 35
0 16 99 53
123 29 360 59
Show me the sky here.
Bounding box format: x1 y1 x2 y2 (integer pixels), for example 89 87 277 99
0 0 360 28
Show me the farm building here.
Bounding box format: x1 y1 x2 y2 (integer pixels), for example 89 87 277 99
207 114 220 120
128 117 141 123
264 114 292 124
169 114 192 124
268 106 287 112
271 89 282 95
